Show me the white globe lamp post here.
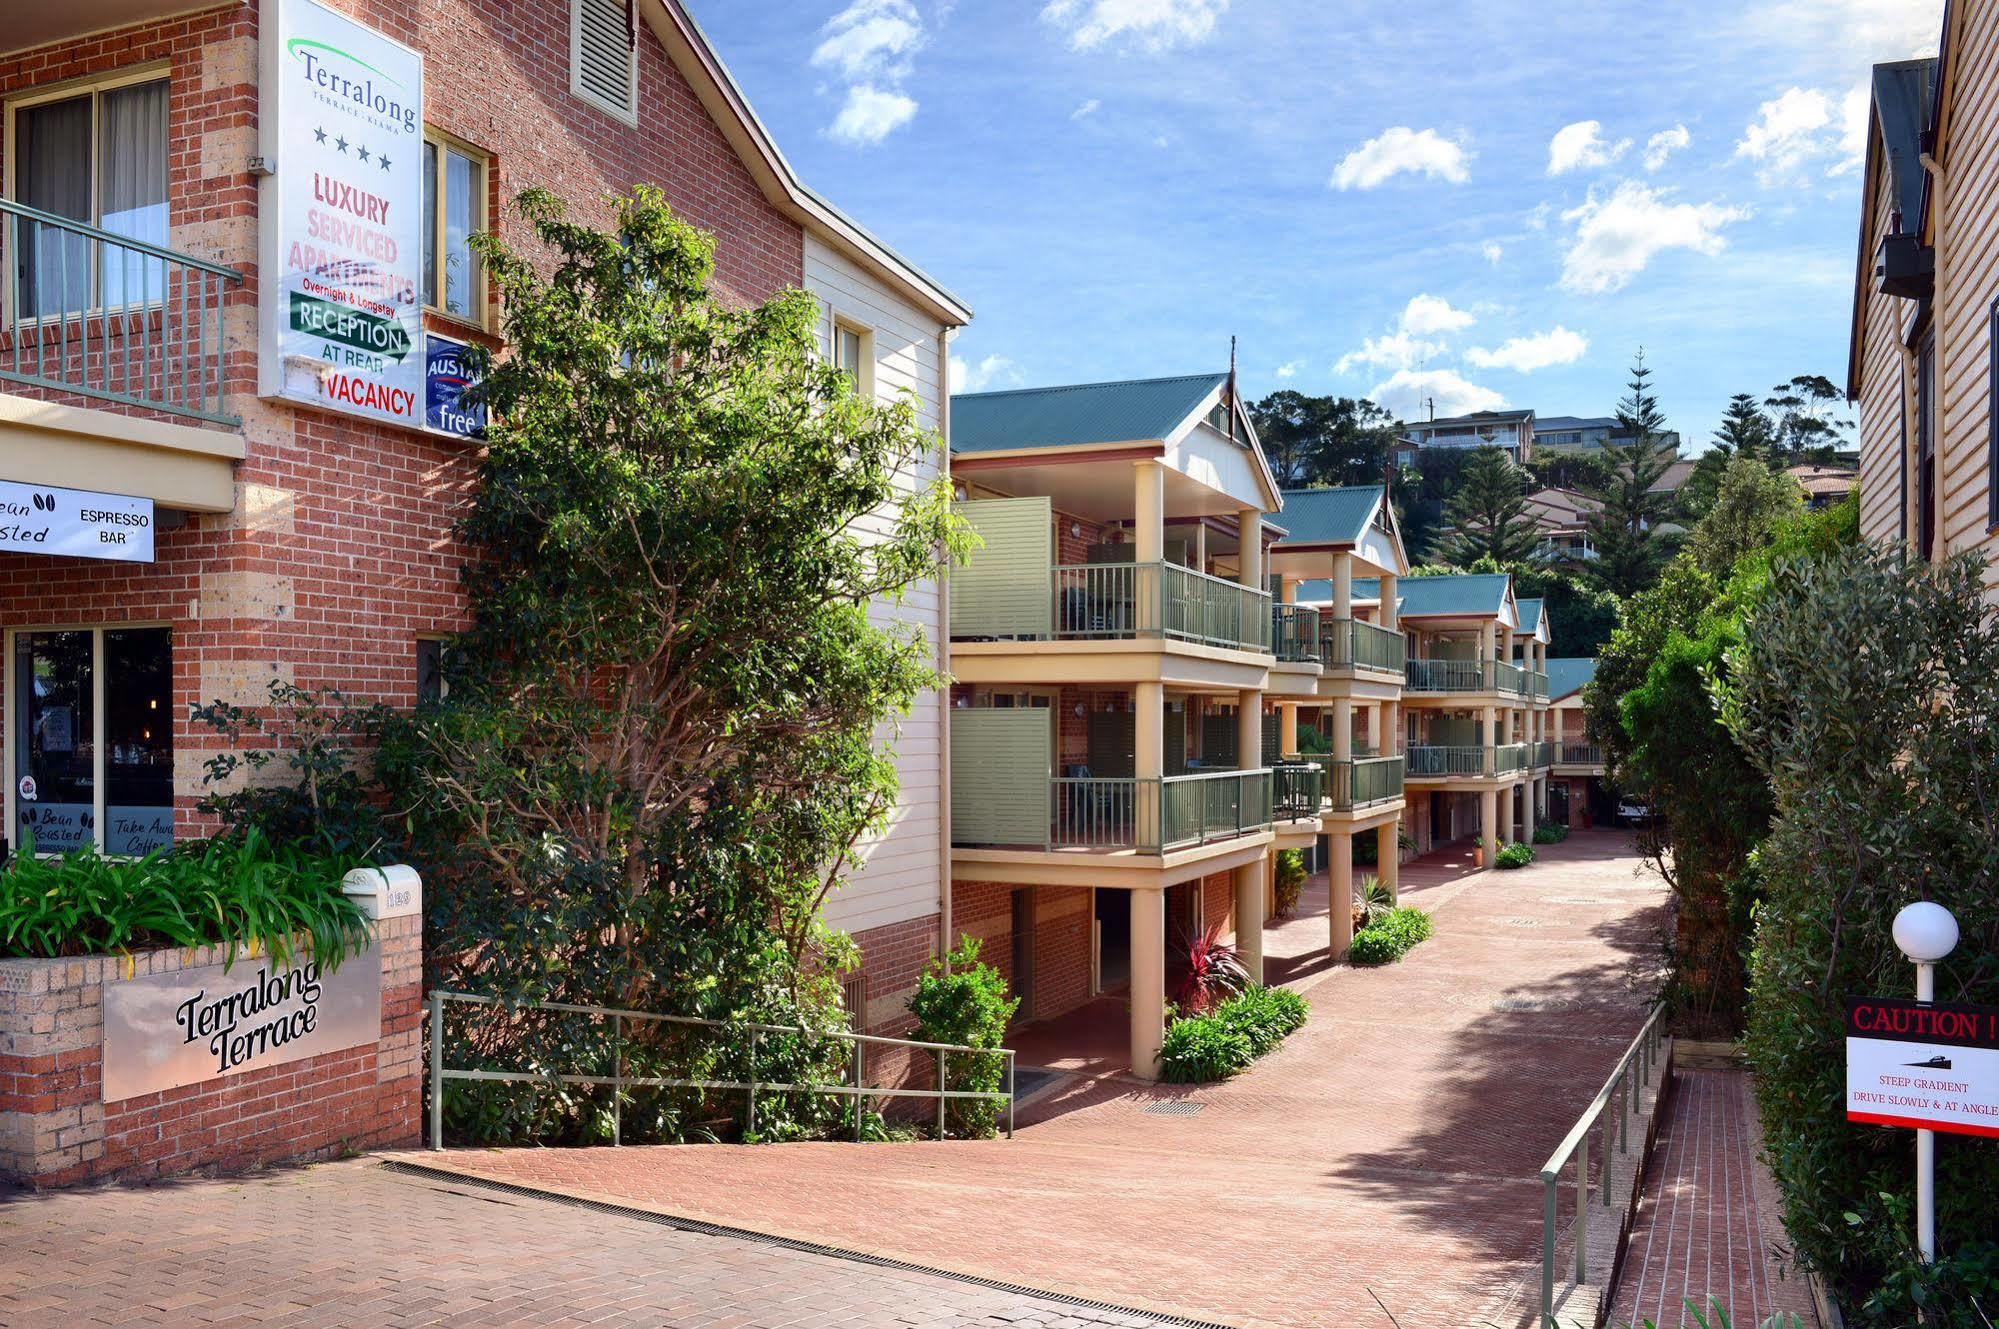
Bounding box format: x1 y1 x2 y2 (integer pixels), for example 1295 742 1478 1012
1892 900 1960 1264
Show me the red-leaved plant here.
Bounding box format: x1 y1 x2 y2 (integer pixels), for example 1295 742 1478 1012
1172 924 1251 1015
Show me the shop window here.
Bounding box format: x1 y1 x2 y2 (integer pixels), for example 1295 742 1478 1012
11 627 172 856
422 132 489 323
7 72 169 317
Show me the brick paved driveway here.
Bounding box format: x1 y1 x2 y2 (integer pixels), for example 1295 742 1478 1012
407 831 1668 1329
0 1157 1177 1328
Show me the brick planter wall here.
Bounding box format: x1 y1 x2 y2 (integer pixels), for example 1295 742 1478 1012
0 914 421 1189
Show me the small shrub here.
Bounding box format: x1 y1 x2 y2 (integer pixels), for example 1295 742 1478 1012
1172 924 1249 1015
1533 823 1568 844
907 936 1018 1138
1273 848 1307 917
0 828 370 965
1350 875 1395 936
1348 906 1433 965
1157 985 1308 1083
1495 841 1535 869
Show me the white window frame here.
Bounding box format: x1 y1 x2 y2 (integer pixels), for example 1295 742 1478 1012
4 622 172 857
832 314 875 398
421 126 491 330
1 63 173 323
570 0 640 127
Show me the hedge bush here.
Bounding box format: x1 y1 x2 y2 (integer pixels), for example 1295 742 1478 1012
1157 985 1307 1083
1532 823 1568 844
1495 841 1535 869
0 828 369 966
1348 906 1433 965
908 936 1019 1138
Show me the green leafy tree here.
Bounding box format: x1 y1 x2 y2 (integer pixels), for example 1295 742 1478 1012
1683 394 1782 519
1685 454 1803 578
379 188 968 1144
1721 547 1999 1322
1581 354 1680 595
1526 449 1613 494
1764 373 1852 463
1505 561 1621 658
1248 391 1401 488
1434 446 1541 565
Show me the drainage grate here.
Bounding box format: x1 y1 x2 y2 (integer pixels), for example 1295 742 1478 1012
1491 995 1571 1012
381 1160 1233 1328
1496 916 1544 927
1143 1101 1205 1116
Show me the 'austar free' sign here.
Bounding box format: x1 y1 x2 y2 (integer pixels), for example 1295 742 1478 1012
1847 996 1999 1139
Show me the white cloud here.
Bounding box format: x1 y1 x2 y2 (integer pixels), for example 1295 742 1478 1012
1560 182 1749 294
1275 359 1304 379
815 1 923 147
1041 0 1228 52
1465 327 1589 373
1547 120 1629 176
1735 87 1837 183
812 0 923 80
1739 0 1941 69
1833 84 1870 176
1368 368 1505 421
1644 125 1690 171
949 353 1021 394
1071 98 1102 119
829 85 919 146
1335 332 1443 376
1331 127 1470 190
1481 241 1504 265
1400 293 1475 336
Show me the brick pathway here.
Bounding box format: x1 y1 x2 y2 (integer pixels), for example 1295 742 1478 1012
0 1157 1178 1327
402 830 1669 1329
1609 1068 1817 1328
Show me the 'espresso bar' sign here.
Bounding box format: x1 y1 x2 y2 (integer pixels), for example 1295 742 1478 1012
102 944 382 1103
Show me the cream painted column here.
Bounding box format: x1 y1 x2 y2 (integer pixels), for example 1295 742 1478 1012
1500 784 1516 845
1523 779 1536 843
1329 829 1355 957
1239 509 1263 588
1379 573 1399 630
1280 575 1299 604
1136 681 1164 852
1376 818 1400 902
1234 859 1266 984
1280 704 1299 757
1129 887 1166 1080
1480 620 1496 686
1332 697 1353 762
1481 704 1498 776
1238 689 1265 771
1480 788 1499 868
1134 461 1166 637
1386 700 1403 754
1332 552 1353 619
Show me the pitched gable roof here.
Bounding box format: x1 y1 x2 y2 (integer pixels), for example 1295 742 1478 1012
1516 598 1543 633
1275 486 1385 545
1546 657 1597 701
950 374 1228 454
1398 573 1513 619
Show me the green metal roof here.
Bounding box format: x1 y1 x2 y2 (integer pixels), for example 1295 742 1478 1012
1546 656 1597 701
951 373 1227 454
1297 576 1385 603
1516 597 1544 634
1275 486 1383 545
1397 573 1511 619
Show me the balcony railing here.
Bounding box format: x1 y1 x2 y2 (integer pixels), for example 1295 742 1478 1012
1326 755 1404 811
1531 671 1551 700
1052 561 1272 653
1042 769 1273 853
1405 657 1534 695
1559 743 1602 765
2 198 241 424
1495 742 1530 775
1406 745 1531 778
1270 603 1321 664
1321 617 1407 674
1272 763 1324 819
1535 741 1555 768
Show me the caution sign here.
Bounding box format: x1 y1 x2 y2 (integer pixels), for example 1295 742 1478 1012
1847 996 1999 1138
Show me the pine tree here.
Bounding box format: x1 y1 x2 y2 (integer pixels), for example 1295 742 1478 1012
1683 393 1779 520
1581 353 1679 596
1434 446 1541 566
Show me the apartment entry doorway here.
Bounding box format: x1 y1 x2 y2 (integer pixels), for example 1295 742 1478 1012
1093 887 1129 993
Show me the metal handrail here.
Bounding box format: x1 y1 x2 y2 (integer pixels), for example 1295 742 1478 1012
1538 1004 1669 1324
1559 743 1602 765
1 196 242 424
427 990 1018 1149
1052 561 1271 653
1270 603 1321 663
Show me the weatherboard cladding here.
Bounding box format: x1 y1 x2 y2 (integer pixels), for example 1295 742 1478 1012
950 374 1228 453
1275 486 1383 545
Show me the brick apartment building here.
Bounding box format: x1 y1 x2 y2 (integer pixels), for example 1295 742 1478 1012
0 0 967 1033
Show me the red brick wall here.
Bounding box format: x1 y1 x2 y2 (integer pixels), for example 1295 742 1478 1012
948 880 1098 1025
846 912 937 1037
0 0 805 834
0 914 421 1188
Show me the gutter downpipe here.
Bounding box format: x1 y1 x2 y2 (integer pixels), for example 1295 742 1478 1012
937 325 955 972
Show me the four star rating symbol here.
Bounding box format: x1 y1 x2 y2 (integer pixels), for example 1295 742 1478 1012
315 128 394 170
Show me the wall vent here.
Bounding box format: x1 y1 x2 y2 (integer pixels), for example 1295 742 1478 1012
571 0 638 124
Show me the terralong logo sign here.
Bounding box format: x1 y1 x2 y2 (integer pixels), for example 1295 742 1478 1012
101 944 382 1103
260 0 424 428
1846 996 1999 1139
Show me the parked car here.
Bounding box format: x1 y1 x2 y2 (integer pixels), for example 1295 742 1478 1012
1616 796 1656 825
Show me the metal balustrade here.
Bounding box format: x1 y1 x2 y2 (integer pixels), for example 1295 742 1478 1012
1404 656 1536 695
1493 659 1526 696
1319 617 1407 674
2 198 241 424
1406 745 1488 777
1559 743 1602 765
1270 603 1321 663
1272 762 1324 819
1494 742 1529 775
1042 769 1273 852
1535 741 1555 768
1052 561 1271 653
1320 755 1404 811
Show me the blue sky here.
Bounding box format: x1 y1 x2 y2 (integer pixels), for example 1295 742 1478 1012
685 0 1941 450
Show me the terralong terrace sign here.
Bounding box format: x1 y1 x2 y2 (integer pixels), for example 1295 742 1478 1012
258 0 426 430
101 944 382 1102
1846 996 1999 1139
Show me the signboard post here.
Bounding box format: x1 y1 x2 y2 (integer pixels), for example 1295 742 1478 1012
259 0 425 430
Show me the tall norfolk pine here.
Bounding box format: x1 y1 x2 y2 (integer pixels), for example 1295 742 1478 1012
380 190 969 1108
